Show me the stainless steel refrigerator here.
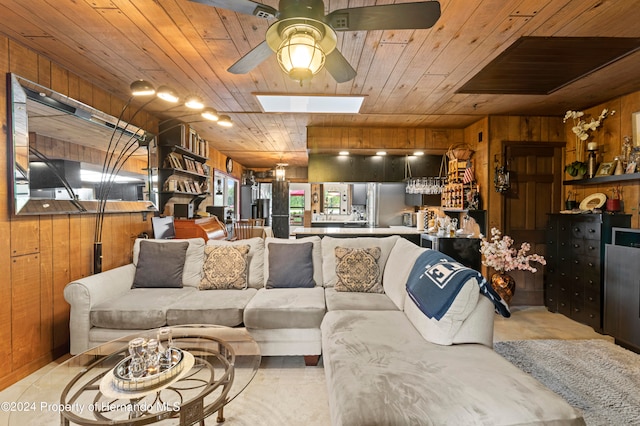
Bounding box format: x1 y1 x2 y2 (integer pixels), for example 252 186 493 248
271 180 289 238
366 182 409 227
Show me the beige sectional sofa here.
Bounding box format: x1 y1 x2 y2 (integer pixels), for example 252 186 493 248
64 235 584 425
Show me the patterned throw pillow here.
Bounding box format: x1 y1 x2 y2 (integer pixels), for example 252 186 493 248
199 245 250 290
334 246 383 293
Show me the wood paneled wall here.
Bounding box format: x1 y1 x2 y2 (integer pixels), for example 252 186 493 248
0 36 244 390
307 126 466 153
0 36 157 389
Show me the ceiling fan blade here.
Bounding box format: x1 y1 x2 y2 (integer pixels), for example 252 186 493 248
325 49 357 83
327 1 441 31
189 0 277 18
228 41 274 74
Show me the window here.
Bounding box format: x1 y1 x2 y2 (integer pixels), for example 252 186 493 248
324 190 341 214
290 190 305 225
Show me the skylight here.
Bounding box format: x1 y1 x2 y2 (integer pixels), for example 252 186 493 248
255 94 365 113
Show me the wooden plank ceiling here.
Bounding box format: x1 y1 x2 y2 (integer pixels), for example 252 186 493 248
1 0 640 168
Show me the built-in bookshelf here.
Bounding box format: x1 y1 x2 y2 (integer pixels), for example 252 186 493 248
157 120 211 215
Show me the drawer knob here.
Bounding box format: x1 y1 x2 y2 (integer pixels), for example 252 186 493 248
573 244 580 248
589 229 596 233
574 227 580 232
588 262 594 267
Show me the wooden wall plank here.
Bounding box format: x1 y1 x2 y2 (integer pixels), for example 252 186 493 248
11 254 41 369
52 215 70 350
38 215 53 357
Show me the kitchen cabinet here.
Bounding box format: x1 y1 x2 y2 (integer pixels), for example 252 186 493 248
604 243 640 352
545 213 630 332
308 154 440 182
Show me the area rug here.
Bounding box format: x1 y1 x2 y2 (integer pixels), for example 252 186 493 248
494 339 640 426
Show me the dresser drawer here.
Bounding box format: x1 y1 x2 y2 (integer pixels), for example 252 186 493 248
569 239 599 256
571 221 601 240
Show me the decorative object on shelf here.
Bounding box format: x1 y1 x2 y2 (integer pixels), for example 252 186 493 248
446 143 474 161
480 227 546 304
613 156 625 175
595 161 615 176
586 142 598 178
565 160 587 179
563 108 615 167
579 192 607 211
565 190 577 210
493 155 510 193
606 186 622 212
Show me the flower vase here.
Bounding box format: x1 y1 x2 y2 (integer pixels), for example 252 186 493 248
491 272 515 304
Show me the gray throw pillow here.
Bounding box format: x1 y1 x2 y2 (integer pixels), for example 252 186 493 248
266 242 315 288
132 240 188 288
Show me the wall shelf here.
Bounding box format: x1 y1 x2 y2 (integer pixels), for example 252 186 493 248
563 172 640 186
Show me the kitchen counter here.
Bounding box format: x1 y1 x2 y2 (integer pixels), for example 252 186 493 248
292 225 425 244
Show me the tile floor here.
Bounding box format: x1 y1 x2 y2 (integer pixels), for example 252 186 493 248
0 306 615 425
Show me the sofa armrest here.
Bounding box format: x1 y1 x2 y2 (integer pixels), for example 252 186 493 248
64 264 135 354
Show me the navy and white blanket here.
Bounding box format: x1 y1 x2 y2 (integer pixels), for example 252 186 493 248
406 250 510 320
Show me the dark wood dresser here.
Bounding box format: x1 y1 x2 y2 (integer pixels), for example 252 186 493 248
545 213 630 332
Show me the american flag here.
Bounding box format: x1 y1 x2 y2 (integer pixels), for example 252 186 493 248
463 161 475 184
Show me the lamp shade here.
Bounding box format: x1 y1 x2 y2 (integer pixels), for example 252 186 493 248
130 80 155 96
185 95 205 110
201 107 219 121
277 29 325 82
157 85 179 103
217 115 233 127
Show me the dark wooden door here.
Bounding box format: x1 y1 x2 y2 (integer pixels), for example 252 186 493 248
504 143 564 305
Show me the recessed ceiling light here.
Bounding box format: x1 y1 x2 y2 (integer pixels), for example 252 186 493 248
339 151 349 156
255 94 365 113
376 151 387 156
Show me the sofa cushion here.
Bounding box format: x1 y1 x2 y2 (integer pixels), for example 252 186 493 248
199 245 250 290
383 238 427 310
334 246 383 293
263 236 323 287
207 237 265 289
321 236 399 287
321 310 584 426
244 287 326 329
132 240 188 288
325 287 398 311
166 288 257 326
91 288 195 329
266 242 315 288
133 238 205 287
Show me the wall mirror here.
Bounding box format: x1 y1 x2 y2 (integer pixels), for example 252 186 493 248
7 73 157 215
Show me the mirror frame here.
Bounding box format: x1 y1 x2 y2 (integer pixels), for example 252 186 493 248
7 73 157 215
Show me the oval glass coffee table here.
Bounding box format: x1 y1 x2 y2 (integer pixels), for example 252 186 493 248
9 325 260 425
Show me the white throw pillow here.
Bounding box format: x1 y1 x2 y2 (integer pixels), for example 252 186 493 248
404 277 479 346
383 238 427 310
321 236 400 287
207 237 265 288
132 238 205 287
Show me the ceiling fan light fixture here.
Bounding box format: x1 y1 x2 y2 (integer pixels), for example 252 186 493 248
185 95 205 110
130 80 156 97
277 28 325 82
156 85 180 103
217 115 233 127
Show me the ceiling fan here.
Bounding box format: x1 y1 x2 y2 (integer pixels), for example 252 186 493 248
190 0 441 83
